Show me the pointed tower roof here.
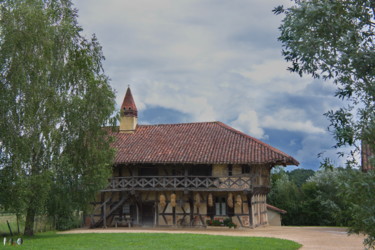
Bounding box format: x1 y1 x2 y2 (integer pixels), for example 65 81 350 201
121 87 137 114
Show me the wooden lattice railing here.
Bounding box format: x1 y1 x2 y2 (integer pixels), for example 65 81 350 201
102 176 252 192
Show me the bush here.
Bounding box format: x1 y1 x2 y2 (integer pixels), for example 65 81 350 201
206 218 236 228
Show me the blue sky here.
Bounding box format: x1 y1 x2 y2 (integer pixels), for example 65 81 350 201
72 0 351 170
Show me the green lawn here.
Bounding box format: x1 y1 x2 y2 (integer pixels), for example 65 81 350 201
2 232 301 249
0 214 20 235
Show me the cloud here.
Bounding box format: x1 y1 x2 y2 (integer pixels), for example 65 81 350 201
295 134 353 169
72 0 351 169
231 110 265 138
262 108 326 134
235 60 313 93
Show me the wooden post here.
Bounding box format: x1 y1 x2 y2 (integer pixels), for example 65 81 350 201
184 166 188 193
257 195 260 226
189 195 194 226
136 202 140 225
103 201 107 228
156 192 159 226
264 194 269 225
247 193 253 228
173 207 176 226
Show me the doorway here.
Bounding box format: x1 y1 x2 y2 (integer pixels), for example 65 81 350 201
141 202 154 226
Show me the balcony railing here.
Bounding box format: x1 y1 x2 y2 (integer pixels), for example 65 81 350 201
102 176 252 192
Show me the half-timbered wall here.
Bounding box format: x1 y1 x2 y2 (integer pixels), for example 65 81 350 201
90 163 271 228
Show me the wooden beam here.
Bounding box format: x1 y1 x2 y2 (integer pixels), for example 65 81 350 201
236 215 243 227
156 192 159 226
247 193 253 228
103 201 107 228
189 195 194 226
173 207 176 226
135 196 140 225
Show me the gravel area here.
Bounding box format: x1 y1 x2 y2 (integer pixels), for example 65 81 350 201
60 226 366 250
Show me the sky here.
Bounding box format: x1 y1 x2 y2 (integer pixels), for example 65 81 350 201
72 0 350 171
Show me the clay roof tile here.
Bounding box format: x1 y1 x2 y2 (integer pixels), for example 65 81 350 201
109 121 299 166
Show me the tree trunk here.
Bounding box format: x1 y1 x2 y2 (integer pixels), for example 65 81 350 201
24 206 36 236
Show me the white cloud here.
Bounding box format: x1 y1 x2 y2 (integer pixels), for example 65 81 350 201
231 110 265 139
262 108 326 134
235 60 314 94
72 0 348 169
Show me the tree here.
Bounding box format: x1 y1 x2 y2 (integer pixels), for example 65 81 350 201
287 169 315 187
304 168 352 226
0 0 116 235
274 0 375 160
268 170 302 225
338 169 375 249
274 0 375 246
268 167 354 227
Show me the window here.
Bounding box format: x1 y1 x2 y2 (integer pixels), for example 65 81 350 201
215 197 226 216
242 165 250 174
228 165 233 176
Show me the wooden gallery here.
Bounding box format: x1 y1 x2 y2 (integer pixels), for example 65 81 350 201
90 87 299 228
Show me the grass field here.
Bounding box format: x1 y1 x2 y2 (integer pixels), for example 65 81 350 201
2 232 301 249
0 213 55 236
0 214 21 236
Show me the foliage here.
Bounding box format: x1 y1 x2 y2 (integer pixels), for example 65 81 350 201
0 0 116 235
274 1 375 246
7 232 301 250
274 0 375 163
206 218 237 228
206 219 223 226
223 218 237 228
287 169 315 187
270 167 375 247
268 168 350 226
268 170 302 225
338 169 375 248
304 168 352 226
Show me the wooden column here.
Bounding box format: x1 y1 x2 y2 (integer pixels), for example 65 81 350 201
156 192 159 226
247 193 253 228
135 194 140 225
184 166 188 193
189 195 194 226
264 194 269 225
100 193 105 228
254 194 259 227
103 201 107 228
173 207 176 226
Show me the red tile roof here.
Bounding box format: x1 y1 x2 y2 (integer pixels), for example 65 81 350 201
267 204 287 214
110 121 299 166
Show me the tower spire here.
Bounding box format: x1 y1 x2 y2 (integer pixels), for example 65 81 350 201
121 86 137 117
120 86 138 132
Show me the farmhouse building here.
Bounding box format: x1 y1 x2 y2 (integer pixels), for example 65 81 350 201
90 87 299 228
